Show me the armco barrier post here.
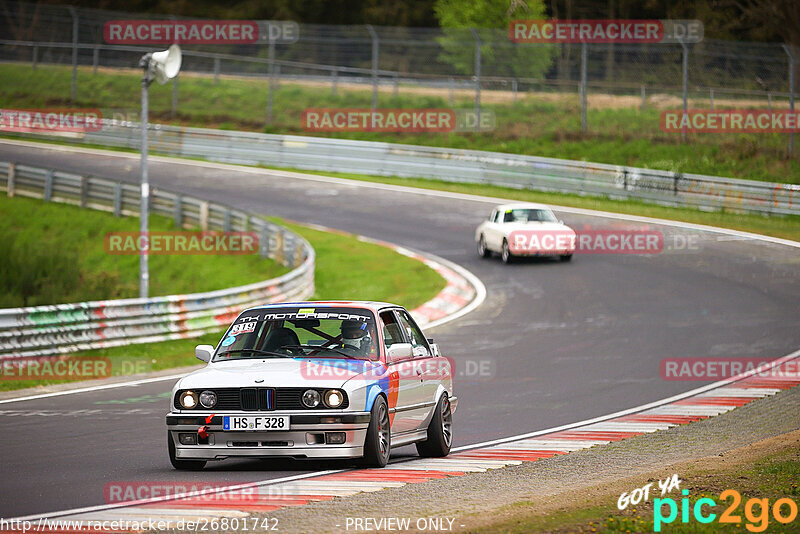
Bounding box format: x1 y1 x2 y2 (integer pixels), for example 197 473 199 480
44 170 54 202
93 46 99 74
173 194 182 226
113 182 122 217
7 163 15 197
214 57 220 84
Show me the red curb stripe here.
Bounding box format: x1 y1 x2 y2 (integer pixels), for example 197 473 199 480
616 414 708 424
320 472 450 482
453 451 562 461
542 431 643 440
673 397 754 406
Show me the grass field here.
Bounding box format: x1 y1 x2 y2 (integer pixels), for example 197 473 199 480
0 194 287 308
0 204 446 392
2 63 799 184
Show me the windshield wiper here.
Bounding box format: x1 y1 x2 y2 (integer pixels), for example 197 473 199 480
283 344 362 360
216 348 291 359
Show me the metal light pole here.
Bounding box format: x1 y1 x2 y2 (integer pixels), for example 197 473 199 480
137 45 181 298
138 54 153 299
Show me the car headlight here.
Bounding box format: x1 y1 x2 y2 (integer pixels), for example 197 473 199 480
324 389 344 408
179 390 199 409
302 389 321 408
199 390 217 408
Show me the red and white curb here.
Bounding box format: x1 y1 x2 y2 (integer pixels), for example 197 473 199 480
14 351 798 531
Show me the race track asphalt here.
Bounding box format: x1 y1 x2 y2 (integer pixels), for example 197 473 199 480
1 141 799 518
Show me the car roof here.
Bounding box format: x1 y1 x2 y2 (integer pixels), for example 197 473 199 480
493 202 552 211
242 301 401 314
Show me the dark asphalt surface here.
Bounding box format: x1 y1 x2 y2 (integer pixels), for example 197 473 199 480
1 141 799 518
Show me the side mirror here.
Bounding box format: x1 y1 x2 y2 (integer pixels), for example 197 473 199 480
195 345 214 363
430 343 441 357
386 343 413 363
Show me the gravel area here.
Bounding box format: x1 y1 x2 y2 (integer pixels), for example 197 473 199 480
255 385 800 533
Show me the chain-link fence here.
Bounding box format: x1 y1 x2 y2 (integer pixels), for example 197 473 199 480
1 1 798 154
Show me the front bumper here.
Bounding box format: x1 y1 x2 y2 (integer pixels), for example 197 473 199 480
167 411 371 460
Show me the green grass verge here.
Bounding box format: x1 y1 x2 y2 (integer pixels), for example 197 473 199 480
465 446 800 533
2 63 799 183
0 217 446 392
0 194 287 307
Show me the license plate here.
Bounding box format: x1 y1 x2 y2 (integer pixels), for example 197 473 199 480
223 415 289 431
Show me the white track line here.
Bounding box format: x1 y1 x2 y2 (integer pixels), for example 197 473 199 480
0 374 187 405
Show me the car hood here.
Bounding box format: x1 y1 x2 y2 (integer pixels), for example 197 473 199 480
178 358 386 389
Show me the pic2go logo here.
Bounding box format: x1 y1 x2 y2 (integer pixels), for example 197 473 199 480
654 489 799 532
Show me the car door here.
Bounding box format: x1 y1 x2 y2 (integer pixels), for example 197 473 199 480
485 209 505 251
380 309 427 434
394 309 438 431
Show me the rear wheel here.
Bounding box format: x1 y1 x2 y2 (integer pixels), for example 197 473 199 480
501 239 514 264
416 394 452 458
361 396 391 467
168 433 206 471
477 235 491 258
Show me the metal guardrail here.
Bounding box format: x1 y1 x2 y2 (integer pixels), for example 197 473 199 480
0 160 315 359
12 123 800 216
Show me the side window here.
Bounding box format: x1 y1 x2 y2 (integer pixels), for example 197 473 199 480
489 210 496 222
492 210 502 223
396 310 429 357
379 311 404 348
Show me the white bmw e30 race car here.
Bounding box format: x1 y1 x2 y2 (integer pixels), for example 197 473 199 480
475 203 576 263
167 301 457 470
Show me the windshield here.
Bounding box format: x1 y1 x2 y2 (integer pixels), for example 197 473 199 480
503 208 558 223
214 306 379 362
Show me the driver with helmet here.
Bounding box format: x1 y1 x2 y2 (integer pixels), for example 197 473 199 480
340 319 374 357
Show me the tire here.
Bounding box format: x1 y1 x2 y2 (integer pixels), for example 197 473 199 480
501 239 514 264
168 433 206 471
477 235 491 258
416 394 453 458
361 396 391 467
560 254 573 262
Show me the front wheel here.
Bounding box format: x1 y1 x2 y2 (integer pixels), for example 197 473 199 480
477 235 491 258
416 394 453 458
501 239 514 264
168 433 206 471
560 254 573 262
361 396 391 467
